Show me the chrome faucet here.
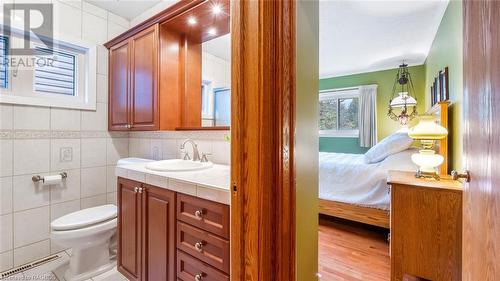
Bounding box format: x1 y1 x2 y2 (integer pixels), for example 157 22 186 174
180 139 201 162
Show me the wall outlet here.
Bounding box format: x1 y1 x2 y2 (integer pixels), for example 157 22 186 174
152 146 160 160
60 147 73 162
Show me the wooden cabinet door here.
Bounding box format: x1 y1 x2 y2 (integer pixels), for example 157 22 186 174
143 185 175 281
130 24 159 131
117 178 143 281
109 40 130 131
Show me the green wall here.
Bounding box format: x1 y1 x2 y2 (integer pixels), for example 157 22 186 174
319 137 368 154
424 0 463 170
319 65 426 153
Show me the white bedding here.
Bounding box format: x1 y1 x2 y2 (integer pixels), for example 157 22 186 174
319 149 417 210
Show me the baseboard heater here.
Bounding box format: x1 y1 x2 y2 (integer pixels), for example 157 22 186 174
0 254 62 278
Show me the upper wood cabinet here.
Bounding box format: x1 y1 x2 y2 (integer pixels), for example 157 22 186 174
109 25 159 131
109 40 130 131
130 26 159 130
108 23 203 131
106 0 230 131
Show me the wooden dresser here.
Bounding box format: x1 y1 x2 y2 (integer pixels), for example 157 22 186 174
388 171 462 281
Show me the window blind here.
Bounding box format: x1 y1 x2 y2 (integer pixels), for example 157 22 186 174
34 47 76 96
0 36 8 89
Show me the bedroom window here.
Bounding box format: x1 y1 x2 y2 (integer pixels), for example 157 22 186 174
319 88 359 137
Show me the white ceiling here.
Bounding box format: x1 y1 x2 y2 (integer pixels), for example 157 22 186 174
88 0 449 78
319 0 449 78
86 0 162 20
202 34 231 62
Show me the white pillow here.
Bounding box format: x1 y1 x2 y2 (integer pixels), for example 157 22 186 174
364 132 414 164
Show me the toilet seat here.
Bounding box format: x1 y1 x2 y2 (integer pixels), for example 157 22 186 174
51 218 117 241
51 204 117 231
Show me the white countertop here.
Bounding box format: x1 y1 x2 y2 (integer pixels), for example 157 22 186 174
116 161 231 205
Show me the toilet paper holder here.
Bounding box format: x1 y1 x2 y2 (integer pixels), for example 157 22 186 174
32 172 68 183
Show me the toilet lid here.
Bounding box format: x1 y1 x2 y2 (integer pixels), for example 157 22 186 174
51 204 117 231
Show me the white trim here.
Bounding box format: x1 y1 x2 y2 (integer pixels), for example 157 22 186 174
319 129 359 138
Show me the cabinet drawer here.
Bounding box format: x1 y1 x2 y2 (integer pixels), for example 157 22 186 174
177 250 229 281
177 194 229 239
177 222 230 274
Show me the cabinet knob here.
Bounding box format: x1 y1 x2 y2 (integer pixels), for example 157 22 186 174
134 187 139 193
194 210 204 220
138 187 144 194
194 273 204 281
194 241 204 252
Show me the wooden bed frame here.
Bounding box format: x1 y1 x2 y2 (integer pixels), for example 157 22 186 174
319 101 450 229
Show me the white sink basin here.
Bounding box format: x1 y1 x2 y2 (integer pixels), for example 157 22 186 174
145 159 213 172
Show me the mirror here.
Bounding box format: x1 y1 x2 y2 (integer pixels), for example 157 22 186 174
201 34 231 127
158 0 230 130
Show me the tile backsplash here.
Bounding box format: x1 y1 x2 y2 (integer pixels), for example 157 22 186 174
128 131 231 165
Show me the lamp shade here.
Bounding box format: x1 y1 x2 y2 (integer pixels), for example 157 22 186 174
408 115 448 140
390 92 417 108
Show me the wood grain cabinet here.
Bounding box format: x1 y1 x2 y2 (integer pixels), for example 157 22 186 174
109 25 159 131
388 171 462 281
117 178 230 281
176 194 230 280
117 178 175 281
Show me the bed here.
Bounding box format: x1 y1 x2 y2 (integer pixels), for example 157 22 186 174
319 101 450 228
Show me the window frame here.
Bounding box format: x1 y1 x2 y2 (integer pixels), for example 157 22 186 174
0 25 97 110
319 87 360 138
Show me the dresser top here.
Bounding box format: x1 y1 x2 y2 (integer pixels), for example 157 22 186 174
387 170 463 192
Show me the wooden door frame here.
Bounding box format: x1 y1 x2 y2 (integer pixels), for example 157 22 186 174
230 0 296 280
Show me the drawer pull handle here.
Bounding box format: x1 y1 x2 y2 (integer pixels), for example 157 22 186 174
194 210 204 219
194 241 204 252
194 273 204 281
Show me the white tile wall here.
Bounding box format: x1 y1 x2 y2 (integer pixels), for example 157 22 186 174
0 177 13 215
13 206 50 248
0 105 13 130
13 139 50 176
81 138 107 167
13 173 50 212
82 12 108 45
128 131 231 165
13 106 50 131
81 167 107 198
50 108 81 131
0 214 13 253
13 240 50 267
0 1 130 272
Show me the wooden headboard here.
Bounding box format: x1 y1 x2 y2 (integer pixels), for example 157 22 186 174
425 101 450 175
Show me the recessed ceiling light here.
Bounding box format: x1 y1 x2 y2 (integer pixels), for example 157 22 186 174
187 17 197 25
208 28 217 35
212 4 222 15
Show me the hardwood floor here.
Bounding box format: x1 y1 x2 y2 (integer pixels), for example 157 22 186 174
318 215 390 281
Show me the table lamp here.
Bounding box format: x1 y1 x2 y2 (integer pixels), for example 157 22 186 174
408 115 448 179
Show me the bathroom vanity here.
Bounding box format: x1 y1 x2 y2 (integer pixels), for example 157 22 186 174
115 162 230 281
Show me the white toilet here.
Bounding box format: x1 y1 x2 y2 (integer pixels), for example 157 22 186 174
51 204 117 281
